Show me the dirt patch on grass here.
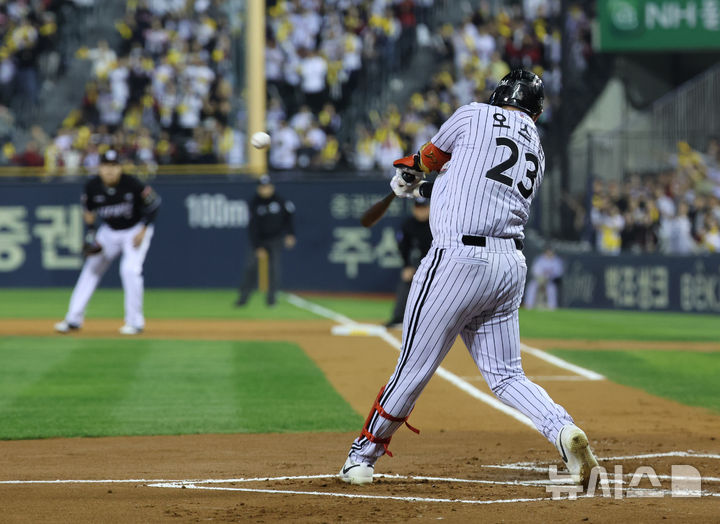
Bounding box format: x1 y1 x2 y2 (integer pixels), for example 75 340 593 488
1 319 719 522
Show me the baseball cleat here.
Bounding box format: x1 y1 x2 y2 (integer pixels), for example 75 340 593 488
556 424 599 489
119 325 143 335
54 321 80 333
339 456 374 485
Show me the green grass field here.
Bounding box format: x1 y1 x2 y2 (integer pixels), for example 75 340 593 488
549 350 720 413
4 288 719 340
1 288 718 439
0 336 362 439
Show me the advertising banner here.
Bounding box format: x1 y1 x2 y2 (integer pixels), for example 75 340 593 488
561 253 720 313
0 178 417 292
595 0 720 51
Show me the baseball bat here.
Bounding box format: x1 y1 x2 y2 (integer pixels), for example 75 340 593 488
360 192 395 228
360 172 417 228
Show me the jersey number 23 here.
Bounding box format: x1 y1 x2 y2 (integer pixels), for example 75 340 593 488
485 137 539 199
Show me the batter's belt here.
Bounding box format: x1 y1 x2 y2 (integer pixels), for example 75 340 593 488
461 235 524 250
433 234 523 251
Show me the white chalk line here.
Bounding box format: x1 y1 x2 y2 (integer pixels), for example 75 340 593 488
284 293 356 325
3 451 718 504
602 451 720 461
485 451 720 468
460 375 592 382
286 293 603 383
480 465 720 484
146 482 720 502
286 293 536 430
0 474 550 488
286 294 606 428
520 343 605 380
147 482 553 505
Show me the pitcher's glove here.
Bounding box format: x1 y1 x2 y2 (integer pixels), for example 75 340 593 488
390 169 423 198
82 231 102 256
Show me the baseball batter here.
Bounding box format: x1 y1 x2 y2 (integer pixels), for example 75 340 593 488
54 150 161 335
340 70 598 488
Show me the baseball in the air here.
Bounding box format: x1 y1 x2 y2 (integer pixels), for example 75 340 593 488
251 131 271 149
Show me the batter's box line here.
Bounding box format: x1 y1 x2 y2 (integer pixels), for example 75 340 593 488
146 477 720 504
483 450 720 471
4 470 719 505
148 481 556 505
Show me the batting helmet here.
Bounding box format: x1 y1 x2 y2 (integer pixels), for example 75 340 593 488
489 70 544 117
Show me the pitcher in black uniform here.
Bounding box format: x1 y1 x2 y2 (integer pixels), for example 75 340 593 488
236 175 296 307
55 150 161 335
385 197 432 328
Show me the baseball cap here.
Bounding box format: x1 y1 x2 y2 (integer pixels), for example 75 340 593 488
101 149 120 164
258 174 272 185
414 196 429 206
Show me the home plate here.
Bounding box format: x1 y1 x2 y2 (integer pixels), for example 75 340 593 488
331 324 387 337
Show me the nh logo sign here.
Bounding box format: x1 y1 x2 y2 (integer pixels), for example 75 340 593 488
646 2 698 29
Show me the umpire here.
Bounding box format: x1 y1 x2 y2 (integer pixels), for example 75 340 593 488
236 175 296 307
385 197 432 327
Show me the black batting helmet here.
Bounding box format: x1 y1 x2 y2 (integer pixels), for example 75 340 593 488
489 70 544 117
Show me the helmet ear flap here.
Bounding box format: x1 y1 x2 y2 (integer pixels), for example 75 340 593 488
488 90 497 106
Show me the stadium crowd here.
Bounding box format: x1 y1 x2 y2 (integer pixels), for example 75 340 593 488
8 0 433 172
350 0 593 174
6 0 595 173
264 0 427 171
33 0 241 174
589 139 720 255
0 0 64 147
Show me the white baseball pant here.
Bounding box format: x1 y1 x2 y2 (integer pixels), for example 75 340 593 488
65 223 154 329
349 238 573 464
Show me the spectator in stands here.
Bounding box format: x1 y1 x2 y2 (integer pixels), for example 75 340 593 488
591 198 624 255
83 39 117 78
700 214 720 252
621 197 658 253
299 48 328 112
0 105 15 141
289 105 314 134
12 140 44 166
318 102 341 135
353 125 376 172
269 120 300 170
659 202 695 255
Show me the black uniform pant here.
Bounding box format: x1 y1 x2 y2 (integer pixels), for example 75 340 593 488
238 238 283 305
388 279 412 324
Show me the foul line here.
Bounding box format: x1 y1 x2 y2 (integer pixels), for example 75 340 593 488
286 293 535 430
520 343 604 380
284 294 357 325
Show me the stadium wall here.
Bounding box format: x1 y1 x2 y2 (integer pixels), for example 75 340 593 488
561 253 720 314
2 177 719 312
0 178 412 292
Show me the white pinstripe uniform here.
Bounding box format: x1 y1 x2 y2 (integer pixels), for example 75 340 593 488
348 103 574 465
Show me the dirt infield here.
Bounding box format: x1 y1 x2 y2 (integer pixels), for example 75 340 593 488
1 319 719 522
